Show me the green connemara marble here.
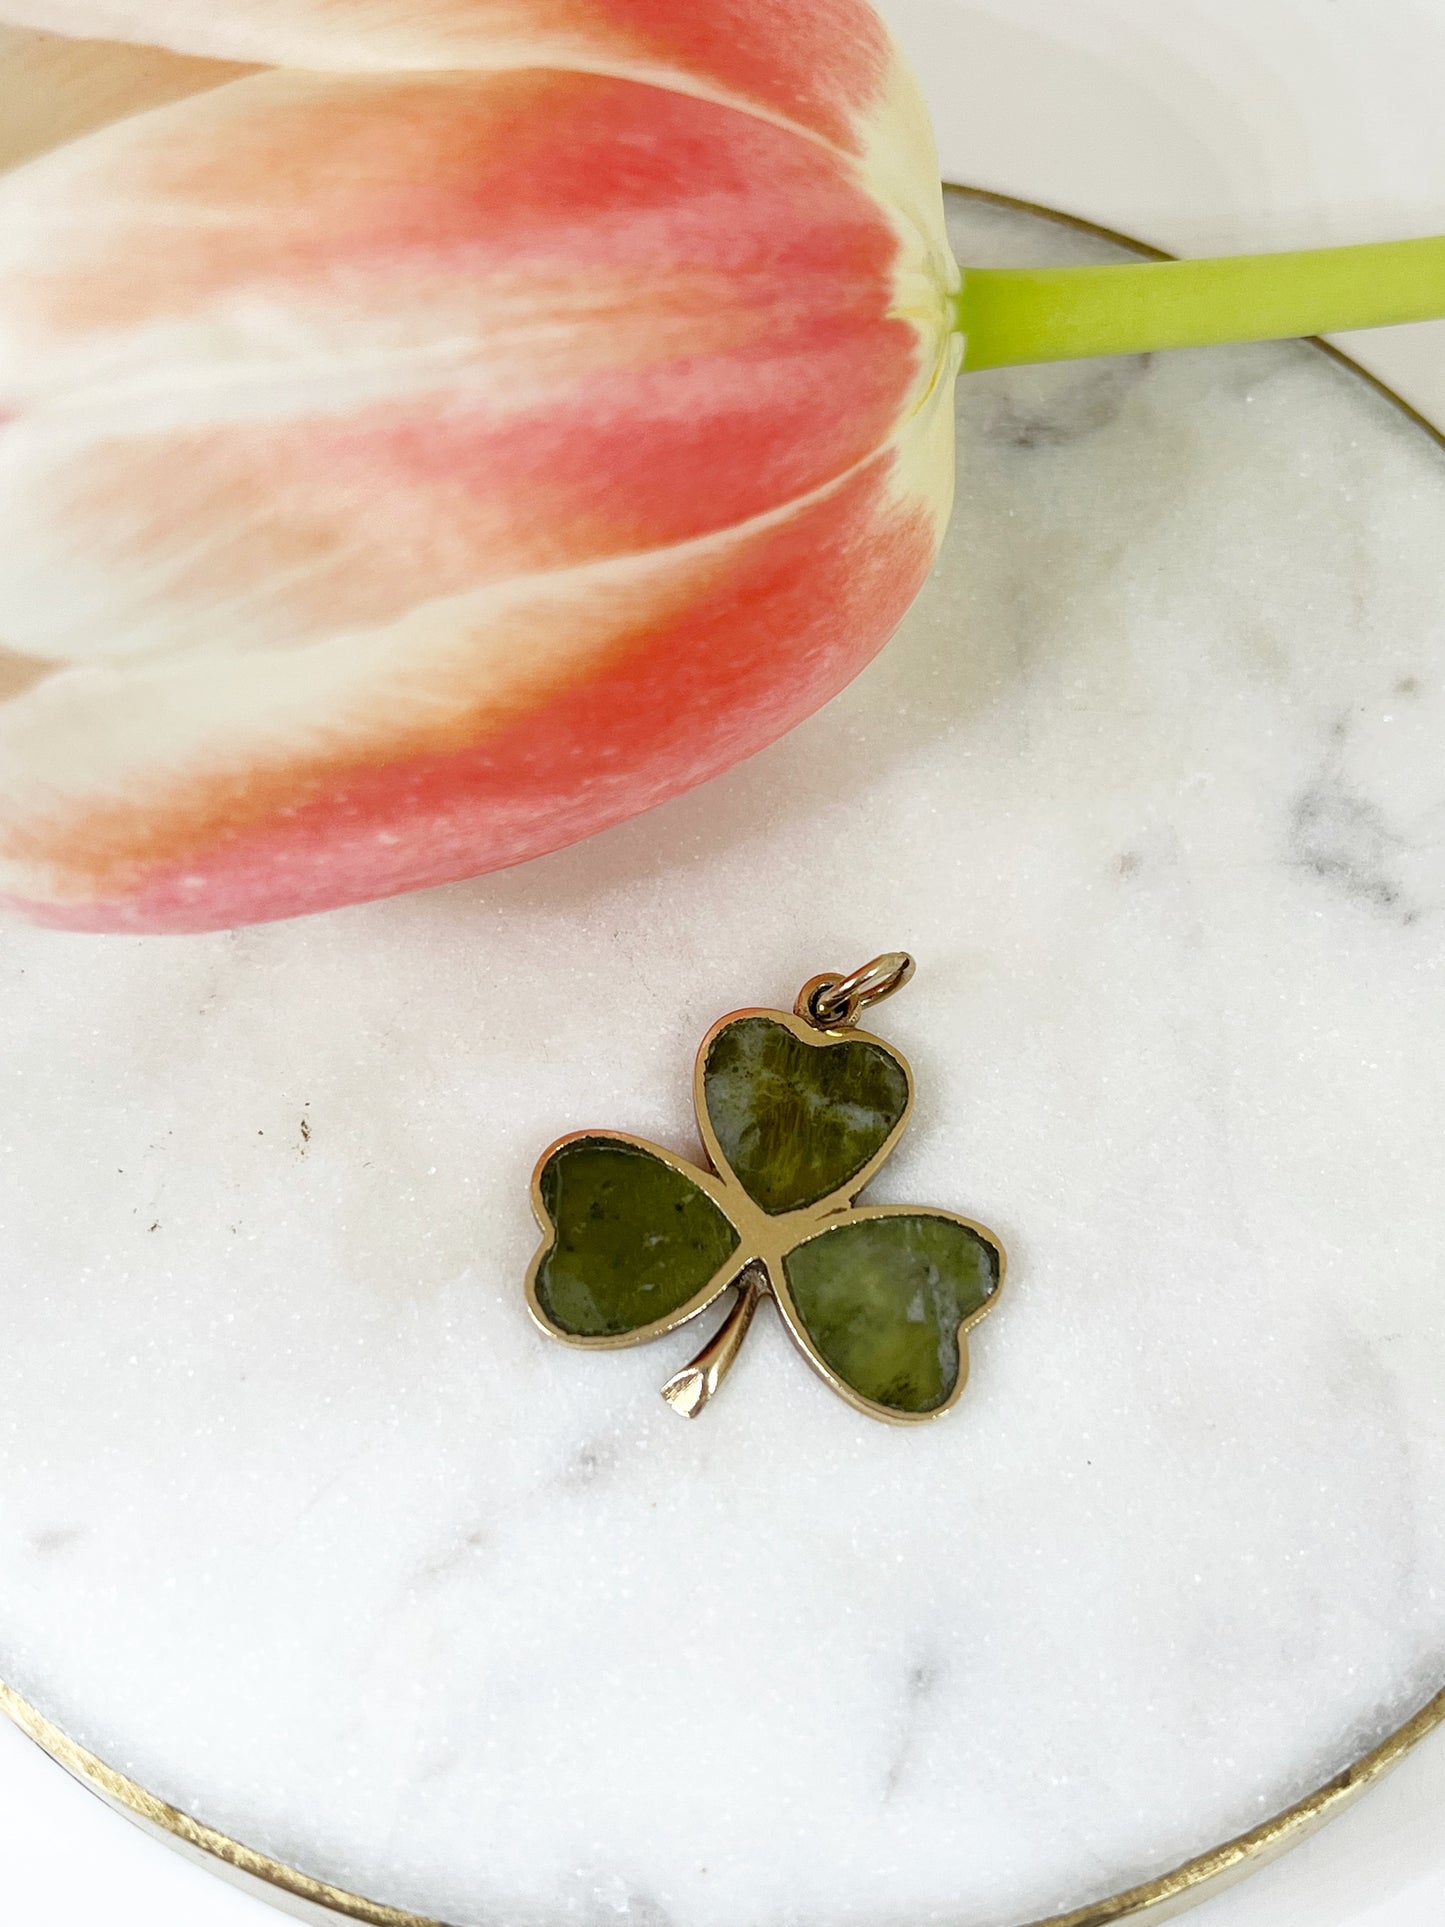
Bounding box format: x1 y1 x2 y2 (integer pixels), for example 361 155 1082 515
783 1214 1000 1413
535 1137 740 1338
703 1017 909 1214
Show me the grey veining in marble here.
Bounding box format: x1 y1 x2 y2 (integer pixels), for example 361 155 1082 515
0 195 1443 1927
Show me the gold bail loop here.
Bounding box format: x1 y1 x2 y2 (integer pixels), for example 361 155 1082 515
795 951 916 1031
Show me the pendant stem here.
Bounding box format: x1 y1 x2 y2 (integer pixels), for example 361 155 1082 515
956 233 1445 372
661 1265 765 1420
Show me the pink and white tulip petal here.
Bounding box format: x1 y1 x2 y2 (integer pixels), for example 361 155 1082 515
0 0 919 157
0 8 958 930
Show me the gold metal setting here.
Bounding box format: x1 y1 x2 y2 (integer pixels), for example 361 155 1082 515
1 187 1442 1927
525 957 1007 1424
796 949 917 1028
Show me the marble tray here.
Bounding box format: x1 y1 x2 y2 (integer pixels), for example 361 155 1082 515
2 193 1443 1927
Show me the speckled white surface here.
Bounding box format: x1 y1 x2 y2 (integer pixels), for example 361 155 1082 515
1 196 1443 1927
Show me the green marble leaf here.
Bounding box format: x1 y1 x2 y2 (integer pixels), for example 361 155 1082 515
703 1016 910 1215
783 1213 1001 1414
534 1136 740 1339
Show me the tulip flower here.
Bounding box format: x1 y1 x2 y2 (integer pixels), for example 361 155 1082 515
1 4 1443 933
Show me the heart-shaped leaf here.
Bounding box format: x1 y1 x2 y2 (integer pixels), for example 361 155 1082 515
702 1015 909 1214
533 1136 740 1339
781 1211 1001 1414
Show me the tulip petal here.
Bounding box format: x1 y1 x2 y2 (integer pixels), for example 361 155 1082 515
0 0 910 161
0 4 955 335
0 30 958 931
0 414 948 929
0 68 938 667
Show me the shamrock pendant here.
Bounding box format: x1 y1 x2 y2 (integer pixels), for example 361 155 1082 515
526 955 1006 1425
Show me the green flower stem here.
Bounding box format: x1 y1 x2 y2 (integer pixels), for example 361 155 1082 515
956 233 1445 371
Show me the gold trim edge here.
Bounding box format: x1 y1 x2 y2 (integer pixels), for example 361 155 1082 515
2 1675 1443 1927
0 1678 430 1927
0 182 1442 1927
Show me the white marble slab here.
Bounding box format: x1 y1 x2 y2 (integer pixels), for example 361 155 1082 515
1 194 1443 1927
